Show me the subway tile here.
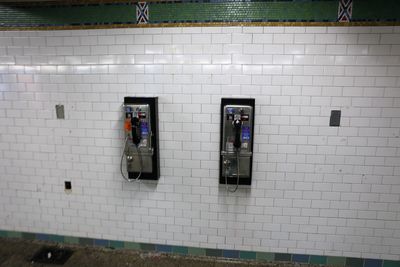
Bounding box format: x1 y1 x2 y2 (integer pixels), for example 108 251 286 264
1 27 400 263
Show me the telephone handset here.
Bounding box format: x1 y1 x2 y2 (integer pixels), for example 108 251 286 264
220 98 255 191
233 118 242 149
121 97 160 181
131 116 141 146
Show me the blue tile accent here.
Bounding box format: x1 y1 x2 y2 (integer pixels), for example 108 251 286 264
365 259 383 267
223 249 239 259
156 244 173 253
36 233 50 241
293 254 310 263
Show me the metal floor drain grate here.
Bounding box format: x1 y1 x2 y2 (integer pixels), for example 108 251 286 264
31 246 73 265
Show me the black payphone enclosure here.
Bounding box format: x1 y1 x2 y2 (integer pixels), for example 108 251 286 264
124 97 160 180
220 98 255 185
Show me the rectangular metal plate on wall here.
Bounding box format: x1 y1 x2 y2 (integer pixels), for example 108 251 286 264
329 110 341 127
55 104 64 119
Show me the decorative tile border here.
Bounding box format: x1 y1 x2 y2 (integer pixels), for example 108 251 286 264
1 230 399 267
136 2 149 24
338 0 353 22
0 0 400 30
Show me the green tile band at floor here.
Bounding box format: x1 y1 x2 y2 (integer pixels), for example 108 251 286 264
1 230 400 267
310 255 328 265
188 247 206 256
328 256 347 267
256 252 274 261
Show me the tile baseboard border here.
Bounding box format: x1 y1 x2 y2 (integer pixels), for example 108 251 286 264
0 229 399 267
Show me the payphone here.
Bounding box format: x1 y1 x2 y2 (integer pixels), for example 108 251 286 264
220 98 255 192
121 97 160 181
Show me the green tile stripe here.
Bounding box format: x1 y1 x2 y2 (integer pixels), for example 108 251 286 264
384 261 400 267
352 0 400 21
240 251 256 260
150 1 338 23
310 255 328 265
110 240 125 249
7 231 22 238
124 241 141 250
21 232 36 240
188 247 206 256
1 0 400 29
0 3 136 26
172 246 188 255
49 234 65 243
0 229 399 267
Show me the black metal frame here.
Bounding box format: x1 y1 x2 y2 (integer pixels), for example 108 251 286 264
219 98 255 186
124 97 160 180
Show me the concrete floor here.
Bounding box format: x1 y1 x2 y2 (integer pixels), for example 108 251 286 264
0 237 310 267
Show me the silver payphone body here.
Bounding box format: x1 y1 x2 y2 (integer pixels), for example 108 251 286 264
121 97 160 181
220 98 255 191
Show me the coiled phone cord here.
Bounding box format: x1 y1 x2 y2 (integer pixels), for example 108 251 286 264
120 136 143 182
224 150 240 193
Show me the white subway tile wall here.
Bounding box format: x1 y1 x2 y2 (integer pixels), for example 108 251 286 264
0 26 400 260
